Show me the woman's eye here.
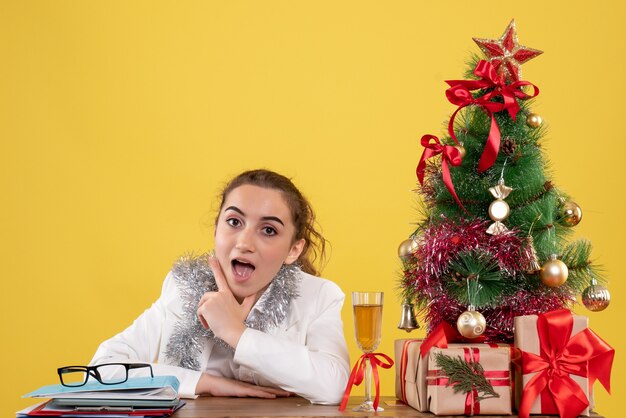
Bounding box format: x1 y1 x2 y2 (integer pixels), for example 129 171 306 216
226 218 241 227
262 226 277 236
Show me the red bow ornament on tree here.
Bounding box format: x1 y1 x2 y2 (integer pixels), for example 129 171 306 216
419 321 486 357
416 134 466 212
446 60 539 173
518 309 614 418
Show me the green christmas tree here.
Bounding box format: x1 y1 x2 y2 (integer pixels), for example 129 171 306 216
399 20 610 342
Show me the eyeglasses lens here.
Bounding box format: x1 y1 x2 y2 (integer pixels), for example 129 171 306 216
96 364 128 384
61 368 88 387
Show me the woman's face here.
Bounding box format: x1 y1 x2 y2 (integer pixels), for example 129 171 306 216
214 184 305 301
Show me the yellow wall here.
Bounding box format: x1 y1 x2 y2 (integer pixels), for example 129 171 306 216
2 2 624 416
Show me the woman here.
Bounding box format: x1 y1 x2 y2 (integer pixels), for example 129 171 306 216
90 169 350 404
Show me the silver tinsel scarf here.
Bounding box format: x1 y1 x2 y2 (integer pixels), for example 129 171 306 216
164 253 301 371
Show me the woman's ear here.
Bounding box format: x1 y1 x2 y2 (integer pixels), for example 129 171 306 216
284 239 306 265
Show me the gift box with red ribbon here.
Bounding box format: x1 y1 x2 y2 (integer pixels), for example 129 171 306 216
514 309 614 418
395 339 428 411
395 324 515 414
427 345 512 416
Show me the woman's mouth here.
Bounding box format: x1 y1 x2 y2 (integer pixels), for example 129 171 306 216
231 259 255 282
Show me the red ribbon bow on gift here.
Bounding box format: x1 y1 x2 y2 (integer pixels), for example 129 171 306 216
518 309 614 418
416 134 466 212
338 352 394 412
419 321 486 357
445 60 539 173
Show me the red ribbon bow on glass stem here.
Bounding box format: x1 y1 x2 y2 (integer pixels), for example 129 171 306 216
416 134 466 212
338 352 394 412
445 60 539 173
518 309 614 418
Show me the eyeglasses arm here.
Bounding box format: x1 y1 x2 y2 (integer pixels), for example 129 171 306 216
127 363 154 378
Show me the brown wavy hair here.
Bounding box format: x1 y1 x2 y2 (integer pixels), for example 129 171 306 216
216 169 327 276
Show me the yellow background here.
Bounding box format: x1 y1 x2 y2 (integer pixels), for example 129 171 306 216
1 1 624 416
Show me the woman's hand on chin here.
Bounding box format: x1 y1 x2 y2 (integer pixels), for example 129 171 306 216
197 256 256 348
195 373 292 398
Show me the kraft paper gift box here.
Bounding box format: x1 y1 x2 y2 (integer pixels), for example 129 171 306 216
426 345 512 416
395 338 514 413
395 339 428 412
514 312 594 416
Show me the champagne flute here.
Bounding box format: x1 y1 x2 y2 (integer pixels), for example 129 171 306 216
352 291 384 412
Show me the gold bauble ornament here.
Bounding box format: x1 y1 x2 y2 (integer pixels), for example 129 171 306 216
559 200 583 227
582 278 611 312
526 113 543 128
456 307 486 339
454 144 466 159
398 237 419 262
540 254 569 287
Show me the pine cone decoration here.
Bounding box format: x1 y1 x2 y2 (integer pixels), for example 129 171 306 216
501 137 517 156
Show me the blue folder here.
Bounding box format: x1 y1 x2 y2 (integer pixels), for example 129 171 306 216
23 376 180 401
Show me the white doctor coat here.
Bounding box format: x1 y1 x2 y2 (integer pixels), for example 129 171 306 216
90 270 351 404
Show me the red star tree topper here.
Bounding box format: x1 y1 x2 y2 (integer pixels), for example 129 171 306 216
473 19 543 82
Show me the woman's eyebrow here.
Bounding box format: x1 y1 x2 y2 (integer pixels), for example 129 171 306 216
261 216 284 226
225 206 245 216
225 206 285 226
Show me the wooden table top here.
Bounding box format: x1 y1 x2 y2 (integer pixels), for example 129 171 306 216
172 396 604 417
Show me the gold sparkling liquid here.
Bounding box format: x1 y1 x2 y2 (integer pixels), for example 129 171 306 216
353 304 383 353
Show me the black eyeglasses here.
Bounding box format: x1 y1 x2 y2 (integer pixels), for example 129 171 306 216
57 363 154 387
